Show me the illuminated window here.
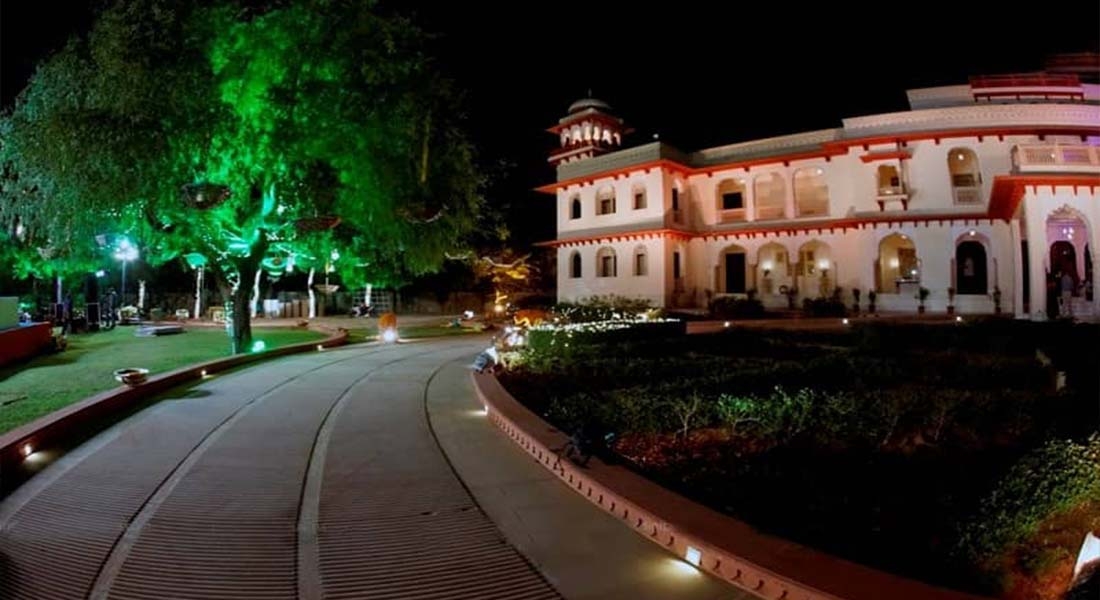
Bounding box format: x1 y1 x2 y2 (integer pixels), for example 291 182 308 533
596 186 616 215
754 172 785 220
793 168 829 217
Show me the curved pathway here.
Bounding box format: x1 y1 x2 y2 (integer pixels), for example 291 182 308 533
0 337 736 599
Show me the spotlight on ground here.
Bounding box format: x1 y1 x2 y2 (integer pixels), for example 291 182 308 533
250 340 266 352
382 328 398 343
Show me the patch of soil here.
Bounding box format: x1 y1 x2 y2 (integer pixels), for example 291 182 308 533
1002 501 1100 600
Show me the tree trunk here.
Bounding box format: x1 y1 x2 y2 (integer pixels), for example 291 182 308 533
307 268 316 319
228 255 262 355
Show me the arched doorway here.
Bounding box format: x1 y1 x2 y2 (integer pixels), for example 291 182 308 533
797 240 833 298
956 241 988 294
1050 241 1077 285
877 233 919 293
718 245 747 294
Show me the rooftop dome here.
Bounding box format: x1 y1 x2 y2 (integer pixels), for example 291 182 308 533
568 97 612 114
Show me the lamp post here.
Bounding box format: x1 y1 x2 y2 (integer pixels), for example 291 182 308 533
114 238 139 312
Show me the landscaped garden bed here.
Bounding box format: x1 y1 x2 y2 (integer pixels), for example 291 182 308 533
499 317 1100 599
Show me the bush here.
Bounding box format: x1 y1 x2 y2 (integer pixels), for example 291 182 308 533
802 297 847 317
955 434 1100 585
553 295 654 323
709 296 765 319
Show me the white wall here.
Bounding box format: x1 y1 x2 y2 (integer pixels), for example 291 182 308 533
557 238 667 306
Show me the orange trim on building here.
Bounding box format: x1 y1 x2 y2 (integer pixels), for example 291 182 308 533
535 228 693 248
988 174 1100 220
537 126 1098 194
859 150 911 163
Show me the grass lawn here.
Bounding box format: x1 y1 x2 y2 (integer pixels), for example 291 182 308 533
0 326 326 434
343 323 487 344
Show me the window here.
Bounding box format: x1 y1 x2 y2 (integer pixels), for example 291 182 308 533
716 179 746 214
793 168 829 217
673 251 681 279
570 196 581 219
596 186 616 215
877 233 920 292
632 184 647 210
948 148 982 204
633 246 648 276
754 172 785 220
671 188 680 210
799 249 816 275
877 165 903 194
570 252 581 278
596 247 617 277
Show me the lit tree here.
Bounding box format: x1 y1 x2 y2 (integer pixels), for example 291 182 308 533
1 0 484 352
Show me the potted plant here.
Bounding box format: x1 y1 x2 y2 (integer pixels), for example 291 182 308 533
993 287 1002 314
868 290 877 314
784 286 799 310
947 287 956 315
916 287 930 314
852 288 861 314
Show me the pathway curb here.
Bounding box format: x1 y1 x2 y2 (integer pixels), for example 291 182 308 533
471 371 992 600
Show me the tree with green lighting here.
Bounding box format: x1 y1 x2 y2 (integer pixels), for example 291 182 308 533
1 0 484 353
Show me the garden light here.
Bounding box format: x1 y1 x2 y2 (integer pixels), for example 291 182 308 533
317 345 324 351
842 318 849 325
21 444 33 457
200 369 207 378
955 316 963 322
463 310 474 319
723 321 730 328
684 546 702 567
382 328 398 343
250 340 266 352
494 303 504 313
96 270 106 278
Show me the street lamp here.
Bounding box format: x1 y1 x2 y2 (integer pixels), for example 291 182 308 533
114 238 139 310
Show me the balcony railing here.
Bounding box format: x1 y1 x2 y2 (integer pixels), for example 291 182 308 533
953 186 983 205
1012 144 1100 175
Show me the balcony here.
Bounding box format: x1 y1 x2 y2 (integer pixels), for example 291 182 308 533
876 184 909 211
1012 144 1100 175
718 208 746 223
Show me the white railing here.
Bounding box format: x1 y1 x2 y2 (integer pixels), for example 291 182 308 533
1012 144 1100 174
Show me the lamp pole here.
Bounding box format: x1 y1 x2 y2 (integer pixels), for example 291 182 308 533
114 238 139 313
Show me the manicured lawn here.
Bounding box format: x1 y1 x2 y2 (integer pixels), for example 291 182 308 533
343 323 487 344
0 326 326 433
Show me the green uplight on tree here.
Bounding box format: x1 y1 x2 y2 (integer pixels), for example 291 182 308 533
250 340 266 353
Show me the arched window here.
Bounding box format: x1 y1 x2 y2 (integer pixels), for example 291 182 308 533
632 183 647 210
877 234 920 292
956 239 988 295
716 179 746 221
633 245 648 276
794 168 829 217
596 186 616 215
570 195 581 219
754 172 785 220
596 247 617 277
570 251 582 278
948 148 982 204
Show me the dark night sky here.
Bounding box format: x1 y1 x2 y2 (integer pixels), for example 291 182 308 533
3 1 1098 246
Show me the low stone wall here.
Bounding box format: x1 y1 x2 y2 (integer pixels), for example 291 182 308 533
0 326 348 484
471 372 991 600
0 323 54 368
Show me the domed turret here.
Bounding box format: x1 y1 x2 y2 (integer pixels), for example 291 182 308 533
547 94 630 167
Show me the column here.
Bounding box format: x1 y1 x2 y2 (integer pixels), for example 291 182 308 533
1010 219 1025 318
1023 197 1048 321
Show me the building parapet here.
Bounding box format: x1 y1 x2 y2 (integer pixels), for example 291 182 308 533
556 142 691 182
841 104 1100 138
690 129 841 167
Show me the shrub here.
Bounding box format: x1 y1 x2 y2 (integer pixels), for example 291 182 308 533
802 297 847 317
709 295 765 319
955 434 1100 586
553 295 654 323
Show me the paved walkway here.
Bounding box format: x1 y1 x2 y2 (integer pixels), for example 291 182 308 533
0 337 738 599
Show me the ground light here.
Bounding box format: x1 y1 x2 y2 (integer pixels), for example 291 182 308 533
250 340 266 352
956 316 963 322
21 443 33 457
684 546 702 567
381 328 398 343
723 321 730 328
842 318 849 325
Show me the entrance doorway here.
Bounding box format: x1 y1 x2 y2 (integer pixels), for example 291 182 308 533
725 253 746 294
956 241 988 295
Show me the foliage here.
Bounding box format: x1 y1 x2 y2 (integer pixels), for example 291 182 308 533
0 0 485 353
709 295 765 319
955 435 1100 587
553 294 654 323
802 296 847 317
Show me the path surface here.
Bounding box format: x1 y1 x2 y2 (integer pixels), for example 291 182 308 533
0 337 738 599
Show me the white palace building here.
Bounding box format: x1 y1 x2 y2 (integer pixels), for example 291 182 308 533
539 72 1100 319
